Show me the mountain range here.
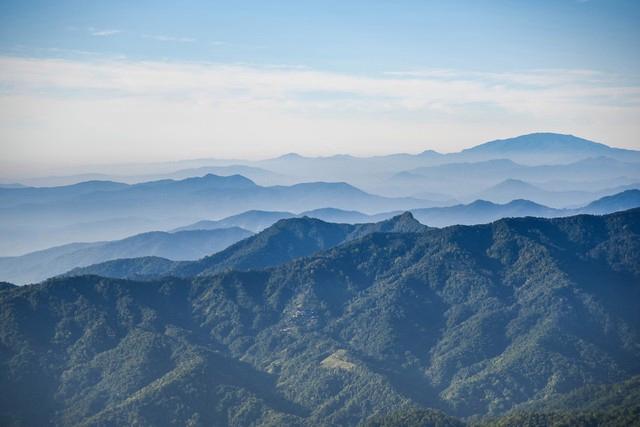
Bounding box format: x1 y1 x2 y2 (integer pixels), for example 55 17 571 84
65 212 427 280
472 178 640 208
62 190 640 282
389 157 640 199
173 208 393 233
0 227 253 285
0 174 430 256
3 132 640 257
176 189 640 232
1 208 638 426
3 189 638 286
5 132 640 192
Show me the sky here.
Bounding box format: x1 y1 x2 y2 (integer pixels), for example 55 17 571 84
0 0 639 174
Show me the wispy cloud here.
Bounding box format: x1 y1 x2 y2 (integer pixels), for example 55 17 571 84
143 34 196 43
88 28 122 37
0 56 638 164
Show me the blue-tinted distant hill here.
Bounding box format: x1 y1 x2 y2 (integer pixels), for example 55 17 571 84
409 189 640 227
0 180 128 208
173 207 395 233
410 199 561 227
0 174 432 255
172 189 640 236
0 174 429 221
61 191 640 281
298 207 381 224
458 132 640 164
473 178 640 208
581 189 640 215
0 226 252 285
172 210 296 233
391 156 640 197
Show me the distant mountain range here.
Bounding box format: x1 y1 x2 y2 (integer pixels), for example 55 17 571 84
62 190 640 281
1 208 638 425
173 210 296 233
0 227 253 285
472 178 639 207
2 132 639 255
0 174 430 256
5 132 639 189
4 189 638 284
411 189 640 227
456 132 640 164
173 208 394 233
175 189 640 232
389 157 640 199
12 164 289 187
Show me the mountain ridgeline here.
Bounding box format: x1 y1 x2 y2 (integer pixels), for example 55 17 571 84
56 189 640 282
1 209 639 426
0 226 254 285
3 132 640 256
64 212 428 280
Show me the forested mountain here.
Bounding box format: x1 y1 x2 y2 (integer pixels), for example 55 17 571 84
0 227 253 285
66 213 428 280
1 209 638 426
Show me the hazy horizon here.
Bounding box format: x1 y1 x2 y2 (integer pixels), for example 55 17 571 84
2 0 640 174
0 131 638 181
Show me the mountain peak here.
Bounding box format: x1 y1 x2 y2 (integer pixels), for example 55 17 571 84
465 133 609 153
275 152 305 160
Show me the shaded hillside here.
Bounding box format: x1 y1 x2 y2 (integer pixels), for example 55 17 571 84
1 209 639 425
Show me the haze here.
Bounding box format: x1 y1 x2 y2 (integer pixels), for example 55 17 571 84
1 0 640 178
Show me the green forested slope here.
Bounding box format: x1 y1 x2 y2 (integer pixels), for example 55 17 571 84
1 209 639 426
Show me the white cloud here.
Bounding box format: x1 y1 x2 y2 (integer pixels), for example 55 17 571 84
89 28 122 37
142 34 196 43
0 56 638 169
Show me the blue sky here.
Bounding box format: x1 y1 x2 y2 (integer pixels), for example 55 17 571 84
2 0 639 74
0 0 639 173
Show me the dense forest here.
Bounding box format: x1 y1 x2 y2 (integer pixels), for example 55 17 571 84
1 209 639 426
